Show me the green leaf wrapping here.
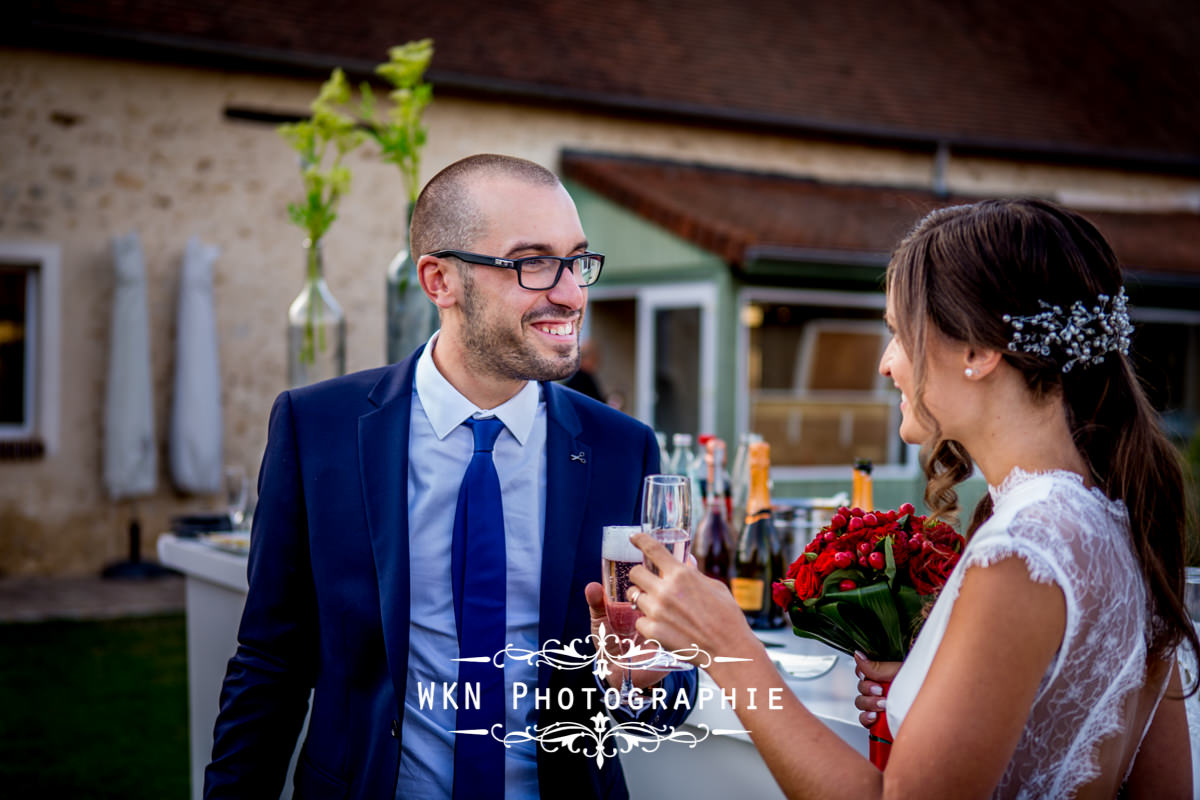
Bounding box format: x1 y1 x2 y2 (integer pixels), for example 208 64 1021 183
790 581 906 660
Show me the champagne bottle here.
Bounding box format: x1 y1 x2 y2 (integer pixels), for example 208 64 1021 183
732 441 785 628
694 438 734 586
852 457 874 512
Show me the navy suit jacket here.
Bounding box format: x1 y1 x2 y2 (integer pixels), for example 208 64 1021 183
205 349 696 799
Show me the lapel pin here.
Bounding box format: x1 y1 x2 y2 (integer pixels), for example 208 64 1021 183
570 452 587 463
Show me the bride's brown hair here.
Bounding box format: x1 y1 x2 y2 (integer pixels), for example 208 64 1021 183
887 197 1197 667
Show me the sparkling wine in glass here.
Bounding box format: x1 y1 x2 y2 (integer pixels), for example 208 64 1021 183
601 524 644 709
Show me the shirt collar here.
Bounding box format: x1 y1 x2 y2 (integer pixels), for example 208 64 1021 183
415 331 541 446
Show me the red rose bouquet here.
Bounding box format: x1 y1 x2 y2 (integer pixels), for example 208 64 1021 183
772 502 964 769
773 502 963 660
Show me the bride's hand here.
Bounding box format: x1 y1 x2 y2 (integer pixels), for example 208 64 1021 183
583 581 671 690
627 532 759 659
853 652 901 728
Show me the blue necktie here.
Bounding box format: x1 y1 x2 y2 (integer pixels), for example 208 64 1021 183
451 417 506 800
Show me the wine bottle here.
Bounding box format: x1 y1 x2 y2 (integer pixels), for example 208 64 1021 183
694 438 734 586
852 457 874 512
732 441 786 628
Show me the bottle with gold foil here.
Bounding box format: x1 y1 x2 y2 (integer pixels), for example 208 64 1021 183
852 457 874 512
732 441 785 628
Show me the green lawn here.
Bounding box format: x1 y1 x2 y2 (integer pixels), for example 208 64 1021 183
0 614 189 799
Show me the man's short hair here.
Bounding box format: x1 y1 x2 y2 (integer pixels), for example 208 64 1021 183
409 154 561 258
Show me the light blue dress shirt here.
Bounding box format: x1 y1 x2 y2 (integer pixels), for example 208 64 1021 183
396 333 545 799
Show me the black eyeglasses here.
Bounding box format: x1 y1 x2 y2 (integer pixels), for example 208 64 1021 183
429 250 604 291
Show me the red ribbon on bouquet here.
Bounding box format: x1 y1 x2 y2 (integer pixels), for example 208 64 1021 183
868 680 892 770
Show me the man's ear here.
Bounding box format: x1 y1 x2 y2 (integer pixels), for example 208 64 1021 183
964 346 1003 379
418 254 458 310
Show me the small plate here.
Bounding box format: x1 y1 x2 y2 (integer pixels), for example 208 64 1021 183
201 532 251 555
772 652 838 680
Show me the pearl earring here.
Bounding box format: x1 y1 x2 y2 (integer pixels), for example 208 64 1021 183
964 368 975 378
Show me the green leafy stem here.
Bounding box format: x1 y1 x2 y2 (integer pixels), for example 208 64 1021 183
278 39 434 365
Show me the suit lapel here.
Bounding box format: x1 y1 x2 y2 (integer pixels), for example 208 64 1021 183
359 348 422 714
538 383 591 690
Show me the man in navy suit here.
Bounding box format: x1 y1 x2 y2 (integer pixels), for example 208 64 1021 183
205 154 695 799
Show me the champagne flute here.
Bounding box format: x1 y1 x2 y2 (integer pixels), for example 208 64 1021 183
640 474 695 670
601 524 645 709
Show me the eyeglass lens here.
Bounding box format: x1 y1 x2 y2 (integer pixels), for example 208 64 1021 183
520 255 601 289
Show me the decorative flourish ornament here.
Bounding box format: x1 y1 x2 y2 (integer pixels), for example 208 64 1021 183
1002 287 1132 373
484 717 735 769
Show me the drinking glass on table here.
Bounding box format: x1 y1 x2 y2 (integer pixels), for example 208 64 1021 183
640 474 694 670
224 465 249 530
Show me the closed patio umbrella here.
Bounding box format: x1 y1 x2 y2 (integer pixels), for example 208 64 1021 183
169 236 222 494
102 230 170 578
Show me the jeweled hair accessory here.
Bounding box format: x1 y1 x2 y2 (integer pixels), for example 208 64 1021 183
1002 286 1132 373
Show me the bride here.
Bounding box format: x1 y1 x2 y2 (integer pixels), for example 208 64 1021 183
621 198 1197 797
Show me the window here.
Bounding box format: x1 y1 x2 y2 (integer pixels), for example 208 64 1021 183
738 288 913 477
0 242 60 457
585 283 716 437
0 269 31 432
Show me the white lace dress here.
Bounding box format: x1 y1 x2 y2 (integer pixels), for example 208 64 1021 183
886 468 1171 798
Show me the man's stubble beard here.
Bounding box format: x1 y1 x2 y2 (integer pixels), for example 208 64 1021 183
457 269 581 384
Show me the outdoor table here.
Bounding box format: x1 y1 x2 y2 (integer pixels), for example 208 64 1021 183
159 533 868 800
158 534 307 800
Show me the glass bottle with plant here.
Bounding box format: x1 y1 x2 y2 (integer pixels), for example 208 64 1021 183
278 68 364 387
360 39 437 363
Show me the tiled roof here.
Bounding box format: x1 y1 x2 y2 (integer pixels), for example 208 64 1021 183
14 0 1200 167
560 151 1200 278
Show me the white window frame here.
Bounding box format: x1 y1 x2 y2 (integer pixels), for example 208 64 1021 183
586 282 717 435
0 242 60 454
737 286 918 481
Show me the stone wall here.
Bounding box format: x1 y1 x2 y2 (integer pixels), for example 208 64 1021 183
0 47 1195 575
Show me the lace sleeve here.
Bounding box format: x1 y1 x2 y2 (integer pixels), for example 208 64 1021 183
960 536 1062 587
954 512 1077 696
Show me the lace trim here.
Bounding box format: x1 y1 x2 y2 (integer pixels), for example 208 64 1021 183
962 540 1060 587
1120 652 1174 787
988 466 1127 521
1054 645 1149 796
